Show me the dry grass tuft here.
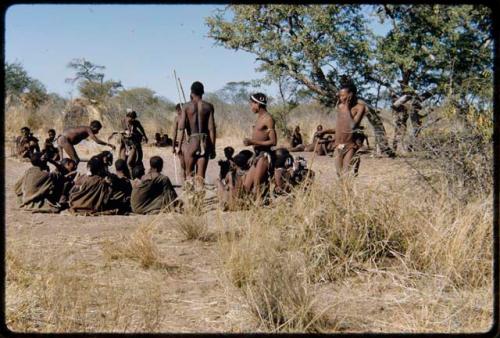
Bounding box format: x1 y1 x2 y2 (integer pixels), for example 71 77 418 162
101 223 167 269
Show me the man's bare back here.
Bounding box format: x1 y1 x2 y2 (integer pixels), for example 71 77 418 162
62 126 92 145
178 81 216 188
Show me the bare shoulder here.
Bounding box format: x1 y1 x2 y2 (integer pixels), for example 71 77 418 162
264 112 275 125
203 100 214 112
355 99 368 112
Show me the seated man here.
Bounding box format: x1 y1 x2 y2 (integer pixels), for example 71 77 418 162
288 126 305 152
130 156 180 214
161 133 173 147
304 124 335 155
154 133 164 147
68 156 114 214
41 128 60 161
14 153 64 212
16 127 40 160
273 149 315 195
107 159 133 214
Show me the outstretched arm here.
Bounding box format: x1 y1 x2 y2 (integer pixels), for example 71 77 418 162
317 128 335 136
89 128 116 150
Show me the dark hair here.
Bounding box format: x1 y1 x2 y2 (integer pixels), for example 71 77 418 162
115 159 131 178
61 158 76 167
317 125 323 131
340 83 358 106
233 150 254 170
90 120 102 130
132 163 145 179
48 129 56 134
21 127 30 133
30 152 46 168
175 103 182 111
191 81 204 96
99 151 113 166
224 146 235 160
87 156 103 175
126 110 137 119
274 148 293 169
150 156 163 171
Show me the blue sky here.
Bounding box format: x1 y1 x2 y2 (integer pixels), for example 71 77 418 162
6 4 388 101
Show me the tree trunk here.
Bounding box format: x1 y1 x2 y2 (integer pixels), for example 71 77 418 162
365 106 395 157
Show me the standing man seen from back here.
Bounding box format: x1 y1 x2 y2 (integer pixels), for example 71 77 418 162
177 81 216 190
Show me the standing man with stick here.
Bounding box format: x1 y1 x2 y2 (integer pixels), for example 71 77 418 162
177 81 216 190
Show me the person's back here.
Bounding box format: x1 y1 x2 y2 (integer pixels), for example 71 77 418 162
69 157 112 213
16 153 63 211
131 156 178 214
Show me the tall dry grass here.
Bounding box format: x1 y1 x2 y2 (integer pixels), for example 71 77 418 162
216 169 492 332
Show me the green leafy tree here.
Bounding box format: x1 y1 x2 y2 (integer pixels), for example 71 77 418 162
370 5 493 143
66 58 122 102
206 5 394 154
215 81 257 105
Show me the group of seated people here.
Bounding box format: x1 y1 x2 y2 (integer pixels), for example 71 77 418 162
15 151 181 215
216 146 314 210
153 132 174 147
15 127 60 161
288 124 368 156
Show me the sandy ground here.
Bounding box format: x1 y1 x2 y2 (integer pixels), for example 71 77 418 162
5 139 492 333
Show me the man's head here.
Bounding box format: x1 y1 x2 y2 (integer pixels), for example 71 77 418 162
114 158 131 178
100 151 113 166
190 81 204 97
155 132 161 141
48 129 56 139
30 152 48 169
249 93 267 113
126 109 137 122
317 125 323 132
61 158 77 173
295 126 301 133
132 163 146 179
150 156 163 173
21 127 30 137
224 146 235 160
89 120 102 134
87 156 103 176
175 103 182 114
275 148 293 169
339 83 358 106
